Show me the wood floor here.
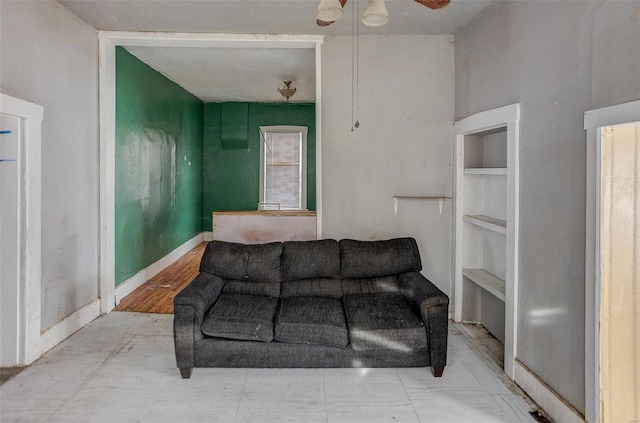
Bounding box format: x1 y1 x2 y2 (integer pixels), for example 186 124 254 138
114 242 207 314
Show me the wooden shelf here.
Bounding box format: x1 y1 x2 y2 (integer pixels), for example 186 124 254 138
464 168 507 175
463 214 506 234
463 268 506 302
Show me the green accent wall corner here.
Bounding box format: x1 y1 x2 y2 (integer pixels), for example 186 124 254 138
221 102 249 149
115 47 204 286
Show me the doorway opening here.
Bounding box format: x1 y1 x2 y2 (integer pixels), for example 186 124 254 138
585 100 640 423
0 93 44 369
598 122 639 423
99 33 324 315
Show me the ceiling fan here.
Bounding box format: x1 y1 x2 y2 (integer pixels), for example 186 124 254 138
316 0 450 27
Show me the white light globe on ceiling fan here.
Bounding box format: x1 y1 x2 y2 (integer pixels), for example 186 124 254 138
315 0 450 28
316 0 344 22
362 0 389 27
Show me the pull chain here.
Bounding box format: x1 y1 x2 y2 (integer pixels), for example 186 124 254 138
351 0 360 131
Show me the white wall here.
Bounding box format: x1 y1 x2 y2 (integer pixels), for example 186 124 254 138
0 1 99 330
455 0 640 415
321 35 454 294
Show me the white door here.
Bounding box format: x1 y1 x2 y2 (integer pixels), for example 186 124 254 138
0 114 21 367
599 123 640 423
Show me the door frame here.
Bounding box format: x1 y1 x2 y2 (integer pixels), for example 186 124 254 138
0 93 43 365
98 32 324 314
584 99 640 423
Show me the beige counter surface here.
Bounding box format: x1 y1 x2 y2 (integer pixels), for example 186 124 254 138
212 211 317 243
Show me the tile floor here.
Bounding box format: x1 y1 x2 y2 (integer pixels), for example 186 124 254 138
0 312 540 423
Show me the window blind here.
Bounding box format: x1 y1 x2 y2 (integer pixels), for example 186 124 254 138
264 132 302 209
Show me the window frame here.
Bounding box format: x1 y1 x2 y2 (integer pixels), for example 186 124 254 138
259 125 308 211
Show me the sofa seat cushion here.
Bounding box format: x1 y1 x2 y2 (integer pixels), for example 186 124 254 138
343 293 426 351
274 297 349 348
201 293 278 342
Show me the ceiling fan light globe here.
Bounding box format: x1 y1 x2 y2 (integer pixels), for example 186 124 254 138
362 0 389 26
362 13 389 26
317 0 343 22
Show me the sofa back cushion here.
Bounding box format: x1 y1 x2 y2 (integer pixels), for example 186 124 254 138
281 278 343 300
223 280 281 299
281 239 340 281
339 238 422 279
341 276 399 296
200 241 282 283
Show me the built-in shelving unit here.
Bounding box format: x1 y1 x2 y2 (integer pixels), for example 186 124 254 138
462 268 506 302
462 214 506 234
454 104 520 379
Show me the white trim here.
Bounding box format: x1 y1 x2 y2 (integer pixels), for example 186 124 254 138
114 233 204 304
99 37 116 314
203 231 214 242
98 32 324 311
0 93 44 120
453 103 520 379
514 359 585 423
315 42 323 239
98 31 323 49
584 99 640 423
259 125 308 211
0 93 43 365
39 300 100 355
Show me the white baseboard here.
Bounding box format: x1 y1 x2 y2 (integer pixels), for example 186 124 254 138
40 300 100 355
114 232 204 304
203 231 213 241
514 359 585 423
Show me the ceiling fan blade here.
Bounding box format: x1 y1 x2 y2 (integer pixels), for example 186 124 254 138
414 0 451 10
316 0 348 26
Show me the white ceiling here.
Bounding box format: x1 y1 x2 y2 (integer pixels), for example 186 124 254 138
125 46 317 103
59 0 492 103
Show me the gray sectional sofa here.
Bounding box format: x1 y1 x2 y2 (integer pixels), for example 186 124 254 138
173 237 449 379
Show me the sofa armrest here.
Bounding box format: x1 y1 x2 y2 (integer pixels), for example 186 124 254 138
398 271 449 310
173 272 225 372
174 272 225 324
398 272 449 371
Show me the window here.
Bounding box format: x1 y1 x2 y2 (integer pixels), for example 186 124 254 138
259 126 308 210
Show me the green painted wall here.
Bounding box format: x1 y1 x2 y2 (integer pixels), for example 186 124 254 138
115 47 204 286
203 102 316 230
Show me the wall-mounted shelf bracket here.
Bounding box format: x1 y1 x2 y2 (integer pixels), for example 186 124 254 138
393 195 451 215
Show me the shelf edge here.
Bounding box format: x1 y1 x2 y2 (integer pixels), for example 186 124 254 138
462 214 507 234
464 167 507 175
462 268 506 302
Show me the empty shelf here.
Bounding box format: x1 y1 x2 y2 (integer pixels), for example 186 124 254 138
464 168 507 175
463 268 506 302
463 215 506 234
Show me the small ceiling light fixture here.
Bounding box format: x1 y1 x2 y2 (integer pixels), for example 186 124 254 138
277 81 297 101
362 0 389 27
316 0 344 22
